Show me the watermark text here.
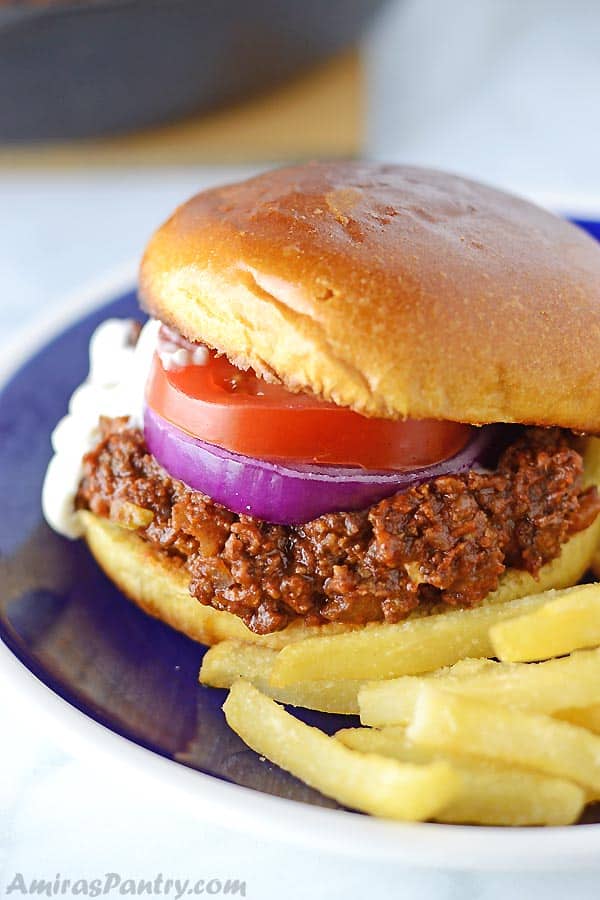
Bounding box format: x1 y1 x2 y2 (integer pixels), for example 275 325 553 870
3 874 246 898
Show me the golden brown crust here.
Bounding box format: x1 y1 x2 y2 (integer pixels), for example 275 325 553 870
140 162 600 431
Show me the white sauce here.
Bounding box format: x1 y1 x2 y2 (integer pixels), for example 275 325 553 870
158 342 209 371
42 318 161 538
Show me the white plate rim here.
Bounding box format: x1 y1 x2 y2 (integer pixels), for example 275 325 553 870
1 263 600 872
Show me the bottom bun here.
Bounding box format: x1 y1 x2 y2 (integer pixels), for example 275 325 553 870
80 436 600 648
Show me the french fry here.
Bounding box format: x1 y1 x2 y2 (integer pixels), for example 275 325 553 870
222 680 460 821
433 658 499 677
490 583 600 662
269 590 553 686
335 727 585 826
556 704 600 736
407 685 600 793
359 659 497 726
200 641 360 714
359 649 600 727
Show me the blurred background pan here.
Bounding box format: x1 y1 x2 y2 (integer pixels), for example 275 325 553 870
0 0 387 142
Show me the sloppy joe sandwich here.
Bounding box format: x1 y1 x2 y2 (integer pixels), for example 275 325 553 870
42 162 600 648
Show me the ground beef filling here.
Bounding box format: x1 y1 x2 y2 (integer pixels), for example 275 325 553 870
76 423 600 634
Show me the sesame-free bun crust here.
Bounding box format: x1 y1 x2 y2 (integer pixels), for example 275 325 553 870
78 437 600 647
140 162 600 431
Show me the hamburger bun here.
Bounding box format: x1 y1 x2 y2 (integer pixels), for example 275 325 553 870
140 162 600 431
78 435 600 648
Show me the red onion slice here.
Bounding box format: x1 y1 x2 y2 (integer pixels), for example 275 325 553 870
144 405 504 524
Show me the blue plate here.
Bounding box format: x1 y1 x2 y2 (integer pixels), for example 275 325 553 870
1 221 600 828
0 287 356 812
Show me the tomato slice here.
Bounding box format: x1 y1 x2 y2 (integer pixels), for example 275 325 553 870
145 350 471 470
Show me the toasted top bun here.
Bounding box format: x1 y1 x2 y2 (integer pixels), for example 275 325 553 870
140 162 600 430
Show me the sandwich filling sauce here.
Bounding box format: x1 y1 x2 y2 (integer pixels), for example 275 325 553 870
76 420 600 634
43 317 600 634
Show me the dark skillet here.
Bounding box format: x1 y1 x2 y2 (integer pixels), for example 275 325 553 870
0 0 387 142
